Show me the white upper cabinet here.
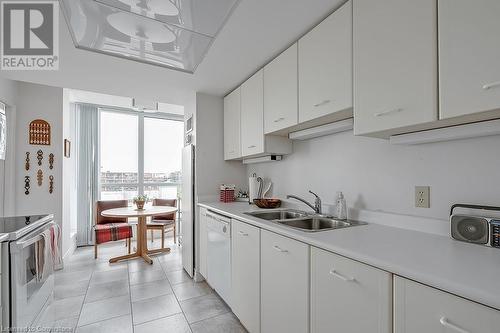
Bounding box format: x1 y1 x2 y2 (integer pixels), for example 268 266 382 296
353 0 438 136
224 88 241 160
241 70 265 157
394 276 500 333
298 0 353 124
311 247 392 333
439 0 500 119
264 43 298 134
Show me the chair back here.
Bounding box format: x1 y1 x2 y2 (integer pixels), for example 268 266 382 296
95 200 128 225
152 198 177 221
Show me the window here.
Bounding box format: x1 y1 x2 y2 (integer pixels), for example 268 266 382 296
99 109 183 203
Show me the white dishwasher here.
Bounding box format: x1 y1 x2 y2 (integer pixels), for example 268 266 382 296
206 211 231 306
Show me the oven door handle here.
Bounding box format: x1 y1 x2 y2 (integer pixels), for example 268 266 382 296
11 222 56 252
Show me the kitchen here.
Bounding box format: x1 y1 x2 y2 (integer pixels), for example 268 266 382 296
0 0 499 332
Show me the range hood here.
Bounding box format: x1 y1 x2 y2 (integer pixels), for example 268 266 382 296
60 0 239 73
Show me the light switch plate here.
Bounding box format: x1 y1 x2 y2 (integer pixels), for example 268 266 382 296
415 186 430 208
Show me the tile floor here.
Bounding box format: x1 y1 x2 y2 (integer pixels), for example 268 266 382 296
50 237 247 333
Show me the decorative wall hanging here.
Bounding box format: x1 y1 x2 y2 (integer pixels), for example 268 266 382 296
29 119 51 145
49 153 54 169
49 175 54 194
25 152 30 170
64 139 71 158
37 150 43 166
24 176 30 195
37 170 43 186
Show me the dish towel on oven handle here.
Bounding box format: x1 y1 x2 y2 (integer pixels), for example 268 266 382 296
50 223 64 271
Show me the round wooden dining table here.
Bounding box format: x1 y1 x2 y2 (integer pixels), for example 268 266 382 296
101 206 178 264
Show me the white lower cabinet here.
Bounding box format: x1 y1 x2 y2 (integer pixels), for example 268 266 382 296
394 276 500 333
231 220 260 333
261 230 309 333
198 207 208 279
311 247 392 333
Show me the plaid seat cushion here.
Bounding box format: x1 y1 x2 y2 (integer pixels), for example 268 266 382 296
94 223 132 244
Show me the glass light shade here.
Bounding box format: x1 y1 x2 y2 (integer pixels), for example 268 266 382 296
60 0 234 73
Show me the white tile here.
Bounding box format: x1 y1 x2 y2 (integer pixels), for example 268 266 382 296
166 270 192 285
132 294 181 325
172 281 212 301
128 257 160 273
190 312 246 333
52 316 80 332
130 279 173 302
78 295 131 326
55 279 89 300
129 267 166 285
85 279 129 303
76 314 133 333
55 269 93 285
52 295 85 321
90 268 128 285
134 313 191 333
180 294 230 324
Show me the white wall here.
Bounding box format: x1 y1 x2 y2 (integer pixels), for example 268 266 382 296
14 82 68 252
195 92 246 200
248 131 500 228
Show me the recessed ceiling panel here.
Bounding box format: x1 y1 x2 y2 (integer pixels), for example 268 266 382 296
60 0 238 73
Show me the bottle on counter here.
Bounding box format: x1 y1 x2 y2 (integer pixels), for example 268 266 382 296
336 192 347 220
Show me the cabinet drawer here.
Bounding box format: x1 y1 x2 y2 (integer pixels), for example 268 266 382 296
311 247 392 333
394 276 500 333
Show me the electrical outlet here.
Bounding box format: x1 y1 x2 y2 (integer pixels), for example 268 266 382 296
415 186 430 208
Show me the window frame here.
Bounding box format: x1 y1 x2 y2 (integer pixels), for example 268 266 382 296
98 106 183 200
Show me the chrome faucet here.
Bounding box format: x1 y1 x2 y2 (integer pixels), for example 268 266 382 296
286 190 322 214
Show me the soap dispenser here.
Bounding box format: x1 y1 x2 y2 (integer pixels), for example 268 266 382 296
336 192 347 220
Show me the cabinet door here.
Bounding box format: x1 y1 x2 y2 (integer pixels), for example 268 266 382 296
394 276 500 333
241 70 264 157
299 1 352 123
199 208 208 279
353 0 437 135
261 230 309 333
439 0 500 119
224 88 241 160
264 43 298 134
231 220 260 333
311 247 392 333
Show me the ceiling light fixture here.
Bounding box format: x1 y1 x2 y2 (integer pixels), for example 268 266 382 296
60 0 240 73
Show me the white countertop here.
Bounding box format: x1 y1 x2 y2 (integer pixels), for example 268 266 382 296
199 201 500 310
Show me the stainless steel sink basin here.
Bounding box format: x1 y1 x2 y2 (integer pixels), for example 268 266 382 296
245 210 308 221
277 217 353 232
245 209 366 232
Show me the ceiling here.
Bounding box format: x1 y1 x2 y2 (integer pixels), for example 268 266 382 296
1 0 346 106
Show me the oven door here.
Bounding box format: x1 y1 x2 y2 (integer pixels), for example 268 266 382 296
10 222 55 329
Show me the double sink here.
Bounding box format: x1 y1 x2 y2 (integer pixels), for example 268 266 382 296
245 209 366 232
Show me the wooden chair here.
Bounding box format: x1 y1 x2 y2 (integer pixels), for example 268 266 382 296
147 199 177 248
94 200 132 259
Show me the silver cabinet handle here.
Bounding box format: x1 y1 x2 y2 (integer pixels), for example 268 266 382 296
273 117 285 123
273 245 288 253
374 108 404 117
313 100 331 107
238 231 248 236
439 317 470 333
482 81 500 90
248 145 256 149
329 269 355 282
